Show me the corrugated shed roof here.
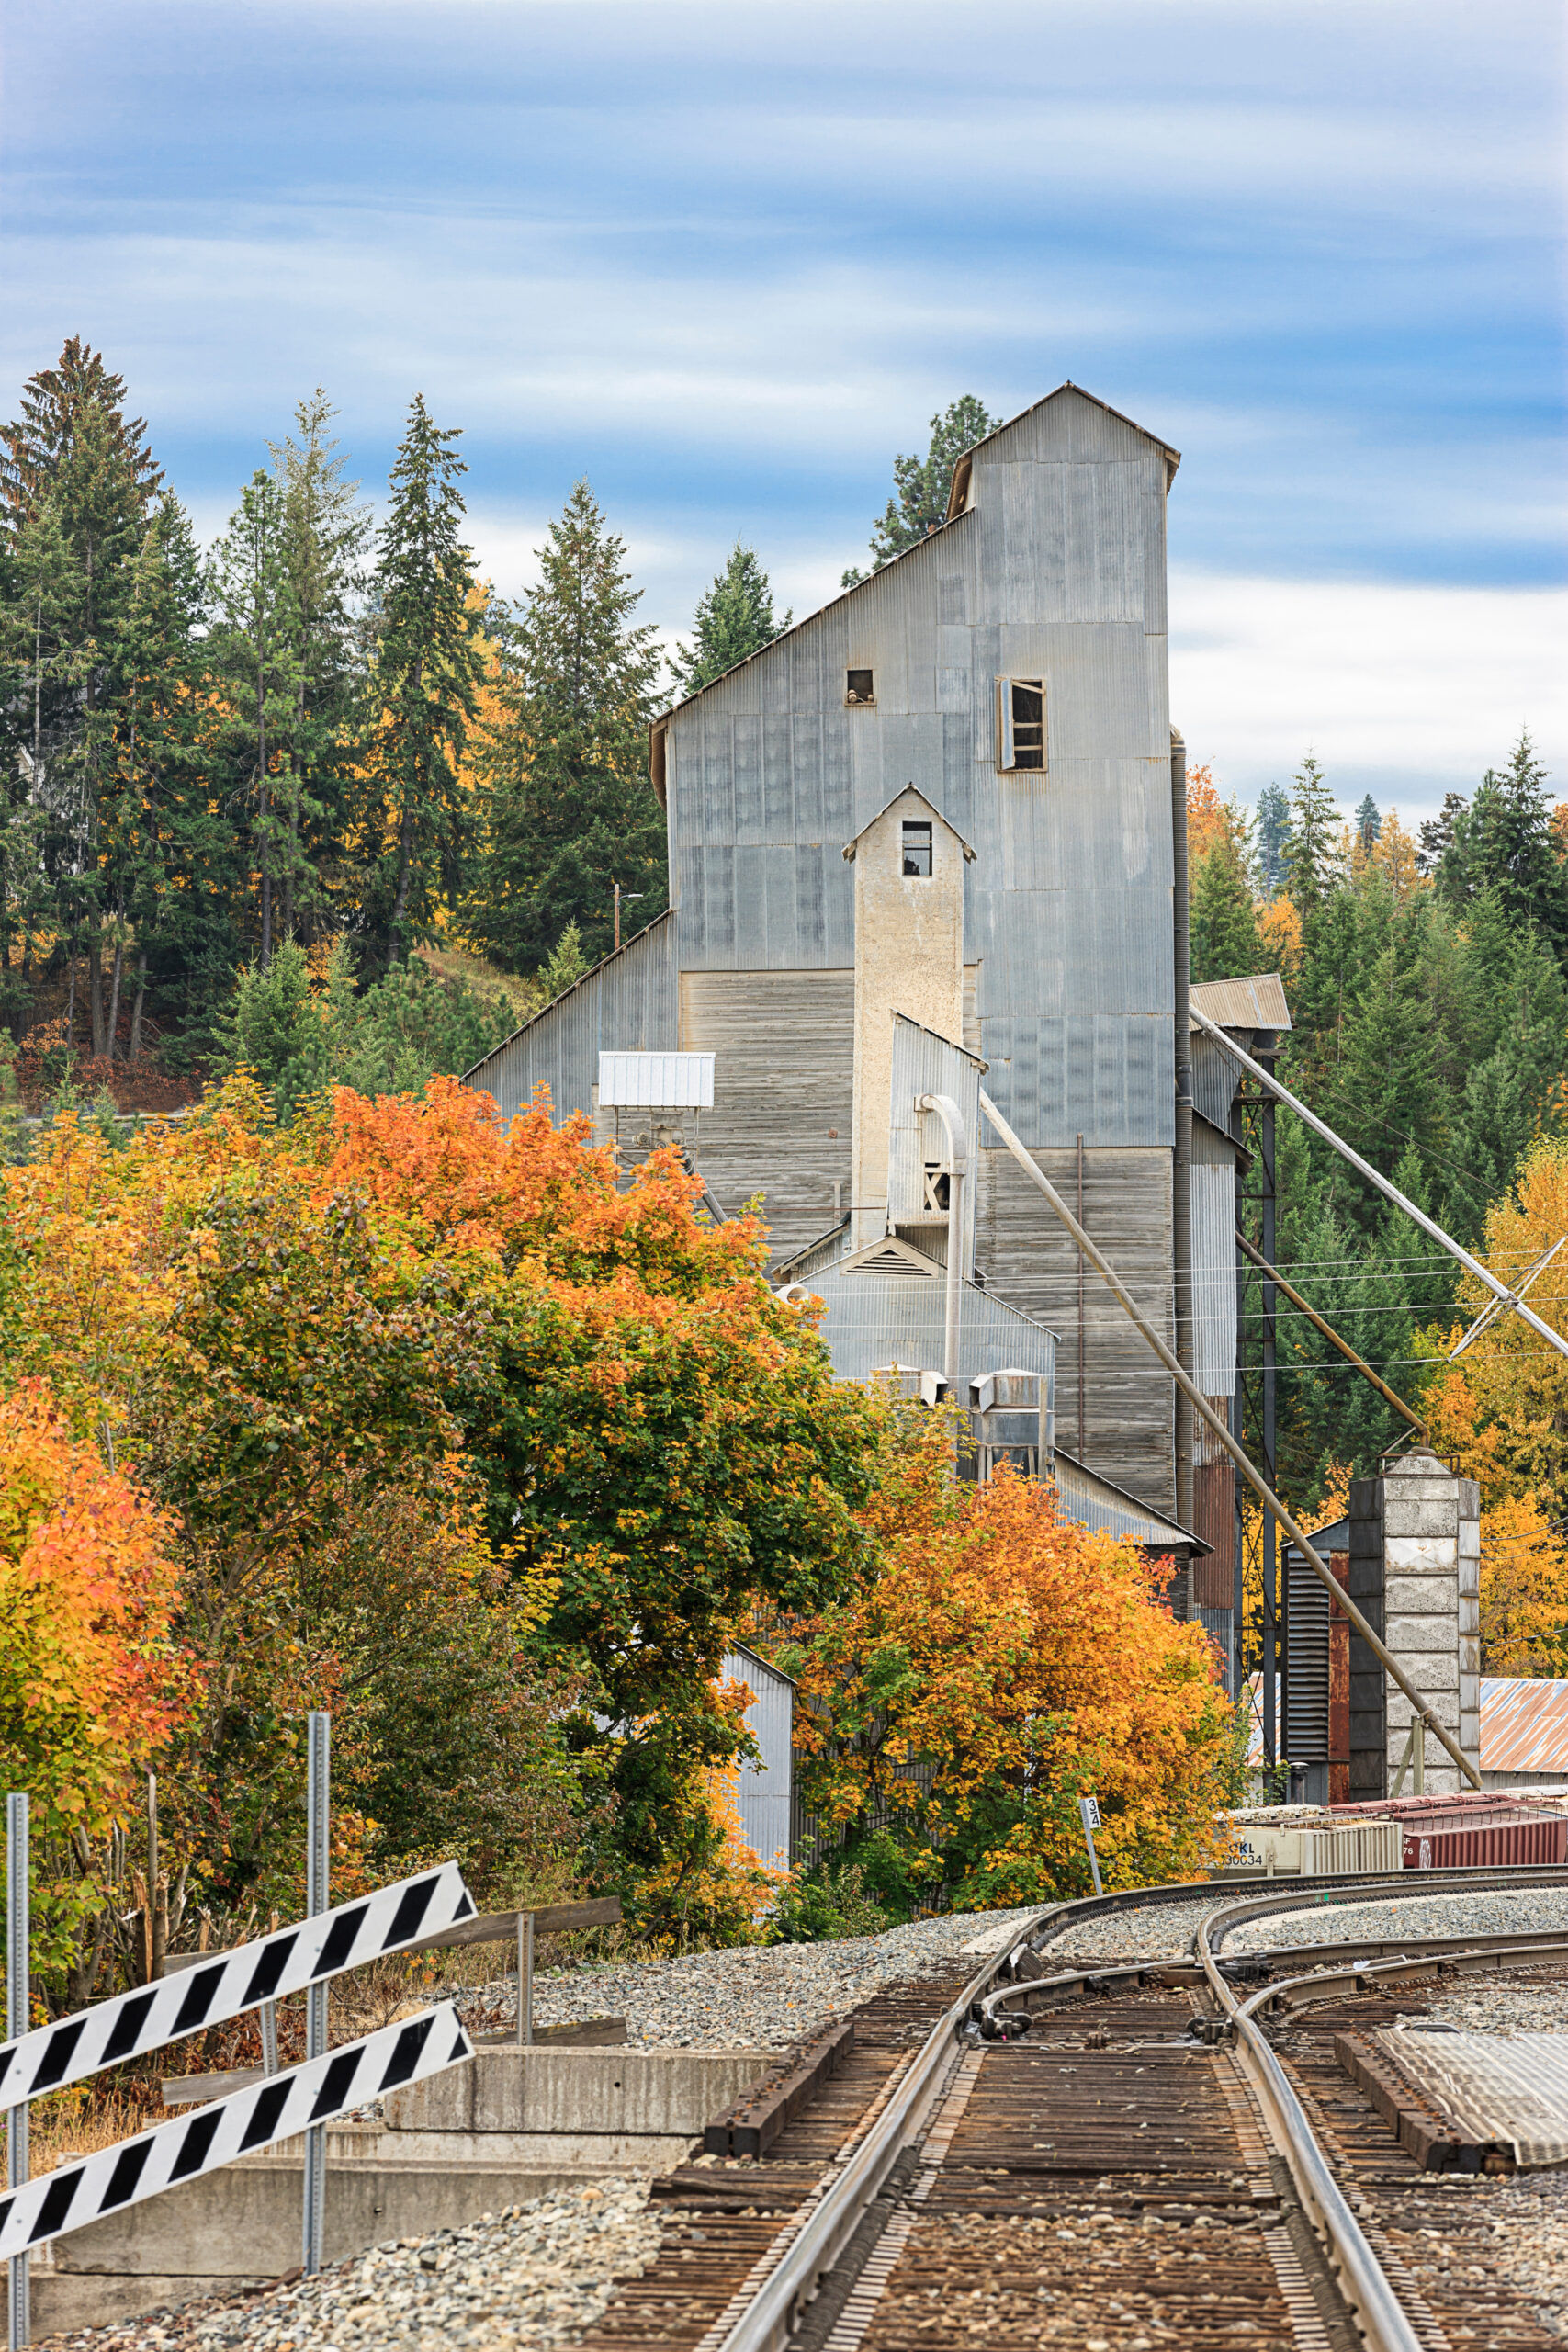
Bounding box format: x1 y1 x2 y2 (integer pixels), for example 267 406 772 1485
1480 1677 1568 1773
1050 1450 1208 1555
1189 974 1292 1035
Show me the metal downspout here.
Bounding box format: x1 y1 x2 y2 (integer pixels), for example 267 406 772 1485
1170 729 1195 1537
918 1092 966 1393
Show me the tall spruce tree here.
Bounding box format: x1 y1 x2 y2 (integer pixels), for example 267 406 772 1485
359 397 485 969
1355 794 1382 852
1190 827 1265 983
266 390 370 942
1434 733 1567 955
1255 781 1290 895
843 395 998 584
209 471 302 969
466 481 664 973
671 544 789 696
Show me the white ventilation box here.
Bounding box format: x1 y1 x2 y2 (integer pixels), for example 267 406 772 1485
597 1052 715 1108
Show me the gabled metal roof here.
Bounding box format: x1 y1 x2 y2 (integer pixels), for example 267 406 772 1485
1050 1449 1209 1555
842 785 976 863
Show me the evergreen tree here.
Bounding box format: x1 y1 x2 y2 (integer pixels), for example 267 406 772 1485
1417 790 1467 876
1435 733 1566 953
1283 754 1341 914
671 544 790 696
359 397 485 968
465 481 665 973
266 390 371 942
1190 828 1264 982
209 471 302 969
843 395 999 584
1254 782 1290 896
1355 794 1382 852
0 338 161 535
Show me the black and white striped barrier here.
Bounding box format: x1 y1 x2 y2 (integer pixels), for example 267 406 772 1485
0 1861 475 2109
0 2002 473 2261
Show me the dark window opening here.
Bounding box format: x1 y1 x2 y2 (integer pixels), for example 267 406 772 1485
846 669 875 705
902 820 932 877
1010 679 1043 769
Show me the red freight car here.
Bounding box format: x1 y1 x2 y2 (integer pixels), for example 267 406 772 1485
1332 1792 1567 1869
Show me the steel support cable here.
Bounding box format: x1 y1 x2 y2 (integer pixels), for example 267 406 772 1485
976 1087 1483 1792
1235 1228 1427 1438
1191 1007 1568 1363
1196 1890 1426 2352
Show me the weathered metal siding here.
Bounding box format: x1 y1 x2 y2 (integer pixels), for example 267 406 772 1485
678 969 853 1263
886 1016 981 1279
722 1645 794 1871
801 1260 1055 1401
974 1140 1175 1513
664 385 1174 1151
1049 1453 1193 1552
463 914 678 1125
1190 1157 1237 1397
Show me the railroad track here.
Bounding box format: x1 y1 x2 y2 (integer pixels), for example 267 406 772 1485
581 1870 1568 2351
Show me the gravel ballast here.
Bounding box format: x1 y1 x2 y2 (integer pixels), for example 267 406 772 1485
458 1906 1040 2049
37 2180 663 2352
1223 1884 1568 1956
1035 1896 1225 1965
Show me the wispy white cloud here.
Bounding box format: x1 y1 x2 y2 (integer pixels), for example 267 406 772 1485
1168 571 1568 817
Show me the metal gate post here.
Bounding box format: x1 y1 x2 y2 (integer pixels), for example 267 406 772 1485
302 1714 330 2275
7 1793 29 2350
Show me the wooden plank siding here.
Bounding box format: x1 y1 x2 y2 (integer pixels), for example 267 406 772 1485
974 1141 1175 1512
679 970 854 1265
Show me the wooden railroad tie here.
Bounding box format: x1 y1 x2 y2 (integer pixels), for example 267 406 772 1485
1332 2031 1509 2175
703 2017 857 2159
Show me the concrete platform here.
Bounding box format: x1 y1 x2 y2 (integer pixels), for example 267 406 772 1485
27 2043 779 2338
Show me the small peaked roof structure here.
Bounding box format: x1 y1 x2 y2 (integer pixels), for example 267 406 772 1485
946 382 1182 519
842 785 976 864
1049 1448 1210 1555
1190 973 1292 1035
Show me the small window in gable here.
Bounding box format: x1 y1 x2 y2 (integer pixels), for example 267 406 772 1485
902 820 932 877
846 669 875 706
996 676 1045 772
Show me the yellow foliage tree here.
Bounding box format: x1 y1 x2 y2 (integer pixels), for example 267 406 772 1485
1478 1493 1568 1675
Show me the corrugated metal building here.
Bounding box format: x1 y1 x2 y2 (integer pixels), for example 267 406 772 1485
465 382 1247 1572
721 1645 795 1870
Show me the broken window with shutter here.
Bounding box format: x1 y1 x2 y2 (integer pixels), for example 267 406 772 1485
996 677 1045 772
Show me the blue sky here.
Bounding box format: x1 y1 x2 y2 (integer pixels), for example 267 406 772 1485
6 0 1564 821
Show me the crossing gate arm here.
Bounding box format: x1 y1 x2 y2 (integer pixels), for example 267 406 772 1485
0 1861 476 2109
0 2004 474 2262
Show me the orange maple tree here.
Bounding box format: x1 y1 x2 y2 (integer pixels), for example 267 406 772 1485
776 1414 1239 1906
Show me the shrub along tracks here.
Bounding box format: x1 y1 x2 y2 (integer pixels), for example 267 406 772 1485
583 1874 1568 2352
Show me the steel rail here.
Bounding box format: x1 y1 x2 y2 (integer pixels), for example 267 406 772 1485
1197 1888 1424 2352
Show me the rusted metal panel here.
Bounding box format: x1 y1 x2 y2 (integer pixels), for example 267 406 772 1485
1479 1676 1568 1775
462 913 678 1126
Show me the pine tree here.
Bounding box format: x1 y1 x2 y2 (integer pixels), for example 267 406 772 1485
671 544 789 697
843 396 999 584
1355 794 1382 852
209 471 302 968
1283 755 1341 914
465 481 664 973
266 390 370 942
1417 790 1468 876
1190 830 1264 983
360 397 485 969
1255 783 1290 896
1435 733 1566 954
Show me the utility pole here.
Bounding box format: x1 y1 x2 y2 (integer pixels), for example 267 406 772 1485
612 884 644 954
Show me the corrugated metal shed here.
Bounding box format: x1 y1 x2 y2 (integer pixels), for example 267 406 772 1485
598 1051 715 1108
1189 974 1292 1034
1049 1449 1205 1554
795 1248 1056 1423
1480 1677 1568 1775
721 1644 795 1871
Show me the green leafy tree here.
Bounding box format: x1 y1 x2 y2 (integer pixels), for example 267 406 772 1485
359 396 485 969
671 543 790 696
465 481 665 972
843 395 999 584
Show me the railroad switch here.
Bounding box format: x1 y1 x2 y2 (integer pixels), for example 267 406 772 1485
1184 2014 1232 2044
